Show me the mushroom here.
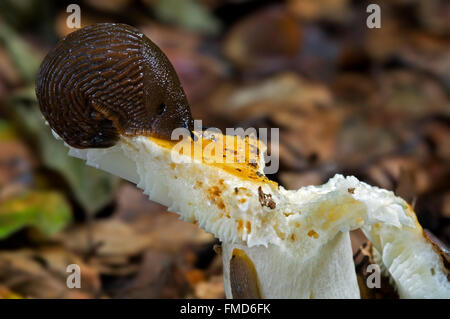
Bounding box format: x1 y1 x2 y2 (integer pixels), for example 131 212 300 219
36 23 450 299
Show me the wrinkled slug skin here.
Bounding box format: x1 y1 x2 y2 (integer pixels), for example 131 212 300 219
35 23 193 148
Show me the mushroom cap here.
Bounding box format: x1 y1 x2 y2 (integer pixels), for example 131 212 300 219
65 131 449 298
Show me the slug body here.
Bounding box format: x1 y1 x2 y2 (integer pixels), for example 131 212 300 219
36 23 193 148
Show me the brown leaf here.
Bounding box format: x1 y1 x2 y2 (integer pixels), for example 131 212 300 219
287 0 351 22
58 219 153 258
140 23 224 108
194 275 224 299
0 248 98 298
224 6 302 76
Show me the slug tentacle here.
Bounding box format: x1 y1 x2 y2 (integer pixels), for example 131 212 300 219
36 23 193 149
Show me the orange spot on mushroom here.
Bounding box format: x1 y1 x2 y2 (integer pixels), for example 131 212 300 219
246 221 252 233
217 199 225 209
207 185 225 209
194 180 203 189
237 220 244 234
307 230 319 238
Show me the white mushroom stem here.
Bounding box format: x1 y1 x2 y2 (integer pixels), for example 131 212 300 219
64 133 449 298
222 232 360 298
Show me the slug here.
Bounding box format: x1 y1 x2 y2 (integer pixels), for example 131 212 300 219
36 23 193 148
229 248 261 299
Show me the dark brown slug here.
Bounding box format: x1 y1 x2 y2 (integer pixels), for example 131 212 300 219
36 23 193 148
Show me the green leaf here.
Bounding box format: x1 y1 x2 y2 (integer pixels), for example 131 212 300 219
8 87 120 214
0 191 72 239
0 22 42 84
154 0 221 35
0 119 17 141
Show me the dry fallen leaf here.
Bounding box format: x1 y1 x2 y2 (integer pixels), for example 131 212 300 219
194 275 224 299
224 6 302 76
58 219 153 258
0 248 99 298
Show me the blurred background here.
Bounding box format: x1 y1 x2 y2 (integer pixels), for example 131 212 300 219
0 0 448 298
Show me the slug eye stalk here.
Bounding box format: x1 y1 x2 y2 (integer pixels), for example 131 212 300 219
36 23 450 299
